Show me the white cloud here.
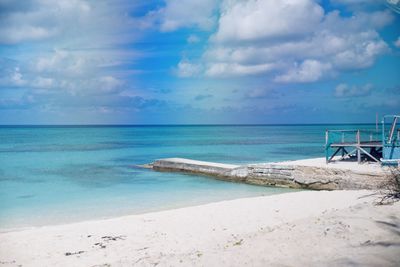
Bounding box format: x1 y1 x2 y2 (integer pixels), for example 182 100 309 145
395 37 400 48
275 60 332 83
33 77 54 89
0 25 55 44
361 10 396 29
0 0 96 45
0 1 144 97
205 63 275 77
180 0 393 81
333 36 388 69
11 67 26 86
0 1 142 48
212 0 324 43
35 49 71 73
0 66 28 87
158 0 218 32
98 76 124 93
334 83 373 97
34 49 97 77
176 60 202 77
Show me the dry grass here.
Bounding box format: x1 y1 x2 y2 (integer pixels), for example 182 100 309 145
376 166 400 205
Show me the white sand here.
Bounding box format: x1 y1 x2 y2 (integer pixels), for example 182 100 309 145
1 190 399 267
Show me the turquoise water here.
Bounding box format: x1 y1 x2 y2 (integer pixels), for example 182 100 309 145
0 125 376 229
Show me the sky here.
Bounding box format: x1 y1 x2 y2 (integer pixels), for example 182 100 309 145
0 0 399 125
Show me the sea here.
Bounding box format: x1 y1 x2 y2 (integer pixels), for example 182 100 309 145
0 124 377 229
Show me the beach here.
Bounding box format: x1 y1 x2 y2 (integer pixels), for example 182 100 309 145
1 125 399 266
0 124 359 229
2 0 400 265
1 190 399 267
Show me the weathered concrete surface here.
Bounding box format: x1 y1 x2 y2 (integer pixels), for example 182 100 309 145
152 158 241 181
151 157 392 190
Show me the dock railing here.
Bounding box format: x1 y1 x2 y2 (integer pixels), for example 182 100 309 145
383 115 400 146
325 129 381 163
382 115 400 165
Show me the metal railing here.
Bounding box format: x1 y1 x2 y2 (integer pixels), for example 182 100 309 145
383 115 400 146
325 129 381 146
325 129 381 163
382 115 400 165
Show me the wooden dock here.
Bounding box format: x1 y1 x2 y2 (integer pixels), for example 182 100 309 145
325 115 400 165
149 115 399 190
325 129 382 163
330 141 381 148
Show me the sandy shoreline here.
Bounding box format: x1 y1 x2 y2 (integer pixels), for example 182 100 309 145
1 190 399 266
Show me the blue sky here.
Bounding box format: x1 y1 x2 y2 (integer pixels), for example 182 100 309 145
0 0 399 124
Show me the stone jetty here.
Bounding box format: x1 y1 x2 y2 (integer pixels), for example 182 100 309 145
149 157 392 190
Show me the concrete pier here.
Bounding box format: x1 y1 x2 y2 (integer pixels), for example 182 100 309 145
150 157 392 190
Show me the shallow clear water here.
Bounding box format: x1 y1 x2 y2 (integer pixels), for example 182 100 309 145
0 125 376 228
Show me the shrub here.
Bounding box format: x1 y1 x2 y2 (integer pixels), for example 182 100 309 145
376 166 400 205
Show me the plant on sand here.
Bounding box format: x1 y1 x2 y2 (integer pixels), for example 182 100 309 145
376 166 400 205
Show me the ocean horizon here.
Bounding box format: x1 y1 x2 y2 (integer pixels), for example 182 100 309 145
0 123 380 127
0 124 379 229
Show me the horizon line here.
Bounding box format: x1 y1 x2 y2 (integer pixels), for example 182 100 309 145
0 122 382 127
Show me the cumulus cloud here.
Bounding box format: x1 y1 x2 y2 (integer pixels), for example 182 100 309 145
176 0 393 82
275 60 332 83
212 0 324 43
334 83 374 97
0 1 143 98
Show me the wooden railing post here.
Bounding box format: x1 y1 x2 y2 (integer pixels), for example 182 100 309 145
325 130 329 163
